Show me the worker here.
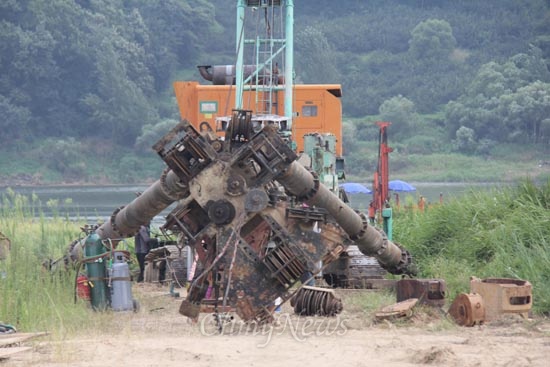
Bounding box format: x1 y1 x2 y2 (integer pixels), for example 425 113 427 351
368 201 376 224
394 193 400 209
134 223 151 282
418 196 426 212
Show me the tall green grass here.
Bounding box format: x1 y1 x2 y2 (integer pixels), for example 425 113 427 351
394 178 550 314
0 190 108 335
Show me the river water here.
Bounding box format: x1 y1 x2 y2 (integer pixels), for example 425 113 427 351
0 182 502 225
0 184 174 226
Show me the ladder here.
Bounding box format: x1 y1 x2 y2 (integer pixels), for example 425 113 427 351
236 0 292 122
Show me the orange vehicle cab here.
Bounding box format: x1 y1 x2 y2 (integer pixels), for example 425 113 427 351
173 81 343 156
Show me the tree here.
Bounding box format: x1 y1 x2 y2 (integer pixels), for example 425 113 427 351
126 0 221 90
295 26 340 83
453 126 476 154
408 19 456 60
0 94 31 145
499 81 550 143
540 118 550 145
135 119 179 153
379 95 417 138
445 48 550 144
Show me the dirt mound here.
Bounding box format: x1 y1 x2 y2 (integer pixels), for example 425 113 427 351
411 346 457 365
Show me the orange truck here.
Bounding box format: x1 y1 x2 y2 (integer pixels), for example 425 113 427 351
173 81 344 156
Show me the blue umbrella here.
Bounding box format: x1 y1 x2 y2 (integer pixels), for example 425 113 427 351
389 180 416 192
339 182 372 194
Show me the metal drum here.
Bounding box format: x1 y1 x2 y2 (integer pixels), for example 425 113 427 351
448 293 485 326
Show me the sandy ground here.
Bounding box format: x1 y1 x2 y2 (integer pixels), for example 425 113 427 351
4 284 550 367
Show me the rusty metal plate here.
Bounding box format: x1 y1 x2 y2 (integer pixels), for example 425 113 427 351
448 293 485 327
375 298 418 321
396 278 446 307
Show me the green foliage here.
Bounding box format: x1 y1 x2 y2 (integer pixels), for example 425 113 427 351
116 155 163 184
0 94 31 145
1 0 550 183
295 25 340 83
379 95 417 139
313 0 547 117
393 179 550 313
37 138 87 179
452 126 476 154
0 191 89 333
445 48 550 144
0 0 217 148
401 134 444 155
408 19 456 60
135 118 179 153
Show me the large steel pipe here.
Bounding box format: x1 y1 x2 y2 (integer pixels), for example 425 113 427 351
69 170 187 260
96 170 187 240
278 161 413 275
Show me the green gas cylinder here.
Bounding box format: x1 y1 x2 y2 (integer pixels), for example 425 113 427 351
382 207 393 241
84 233 110 311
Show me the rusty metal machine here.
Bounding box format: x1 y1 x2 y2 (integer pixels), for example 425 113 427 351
68 0 417 322
448 276 532 326
71 111 415 323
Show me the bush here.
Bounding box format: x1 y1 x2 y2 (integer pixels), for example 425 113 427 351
402 135 444 154
36 138 88 180
394 178 550 313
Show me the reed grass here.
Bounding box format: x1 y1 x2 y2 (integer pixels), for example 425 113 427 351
0 189 114 336
394 178 550 314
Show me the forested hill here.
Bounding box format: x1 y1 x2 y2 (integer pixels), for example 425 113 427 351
1 0 549 184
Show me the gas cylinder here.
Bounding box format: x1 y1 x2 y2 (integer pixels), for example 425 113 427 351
84 233 109 311
76 274 91 301
110 251 134 311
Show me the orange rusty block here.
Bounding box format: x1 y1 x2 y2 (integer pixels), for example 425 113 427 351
448 293 485 326
470 277 532 321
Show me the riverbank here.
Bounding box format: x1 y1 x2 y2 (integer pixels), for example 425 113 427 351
0 173 158 188
2 141 549 187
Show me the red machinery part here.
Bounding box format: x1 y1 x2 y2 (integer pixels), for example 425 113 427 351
372 122 393 216
76 274 91 301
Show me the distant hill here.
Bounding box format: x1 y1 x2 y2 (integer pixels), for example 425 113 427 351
0 0 548 183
